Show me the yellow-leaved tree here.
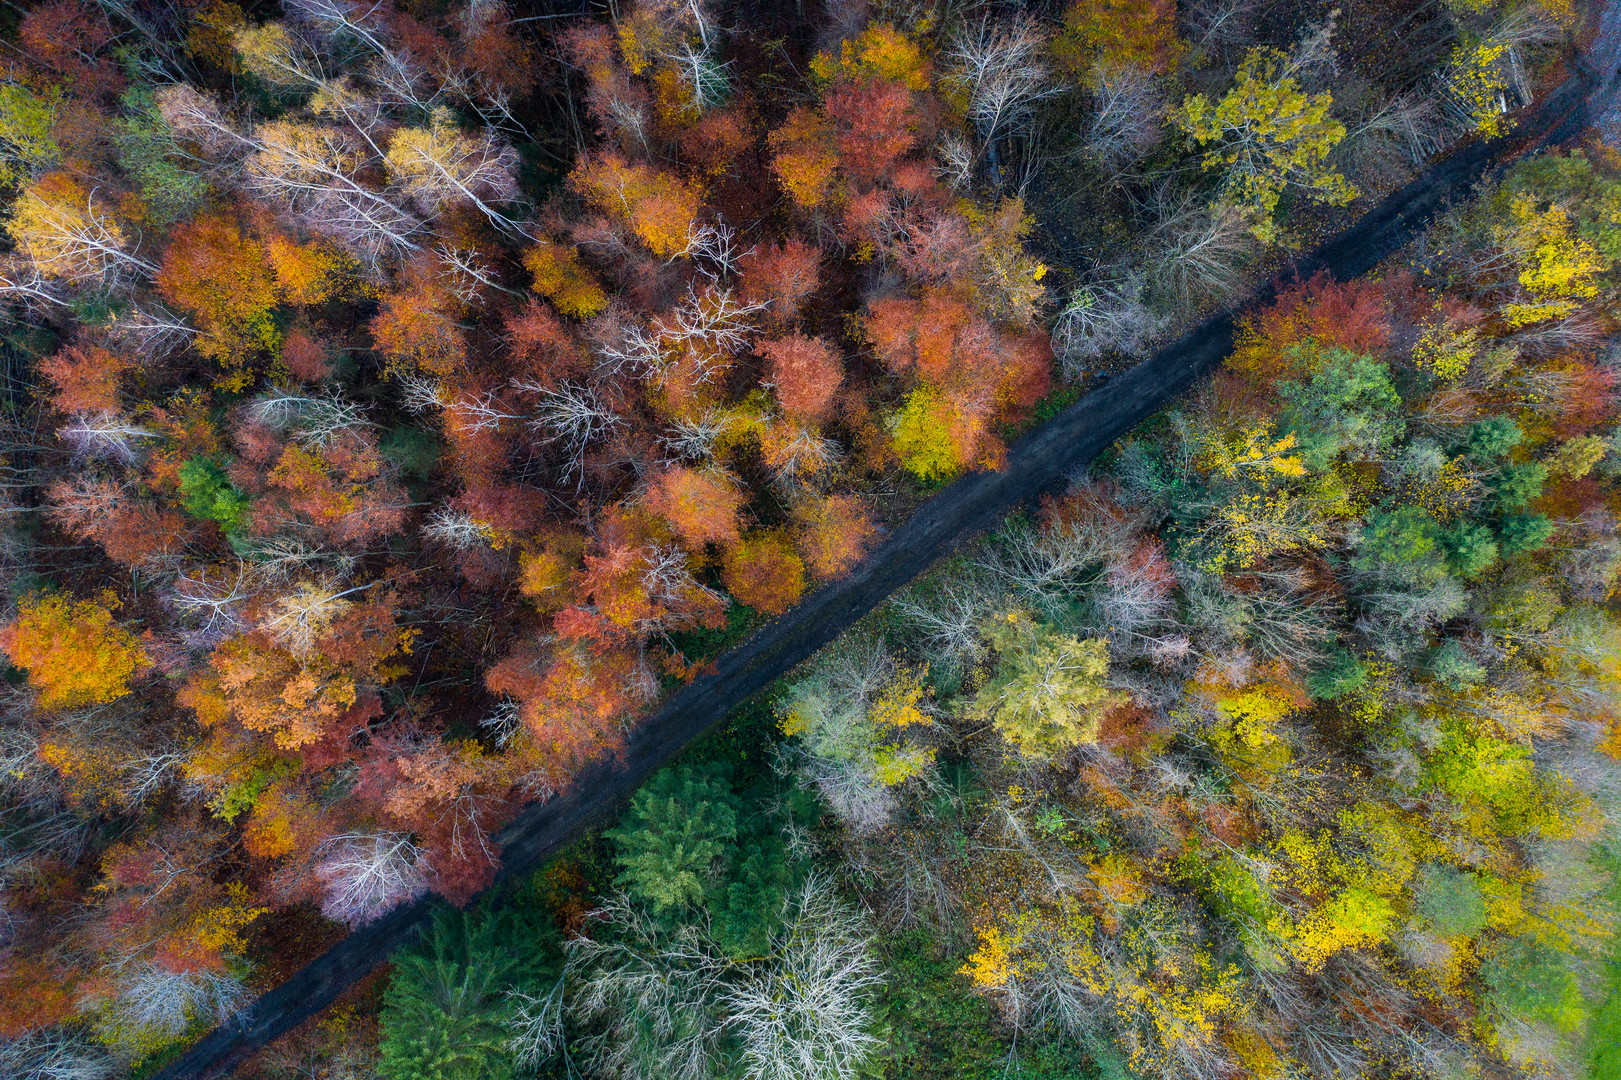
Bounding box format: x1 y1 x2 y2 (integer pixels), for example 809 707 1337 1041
1173 48 1355 243
0 591 151 709
965 611 1126 757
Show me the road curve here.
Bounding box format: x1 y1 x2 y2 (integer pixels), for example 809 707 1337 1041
152 41 1616 1080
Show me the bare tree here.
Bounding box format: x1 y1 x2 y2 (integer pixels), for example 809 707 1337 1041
260 581 374 657
1084 64 1167 169
0 1031 115 1080
385 116 526 235
507 976 567 1073
567 896 733 1080
891 574 997 674
421 506 494 550
941 16 1060 184
479 697 524 748
763 423 842 491
157 85 424 263
517 381 622 485
167 564 254 646
677 220 742 281
660 408 729 462
666 41 732 116
242 537 357 584
106 966 249 1038
643 286 771 387
396 372 451 414
567 878 881 1080
934 132 975 191
312 832 431 926
1141 193 1256 316
1050 273 1164 380
8 183 159 288
58 413 159 463
722 876 882 1080
1331 89 1448 189
105 304 197 362
246 388 372 447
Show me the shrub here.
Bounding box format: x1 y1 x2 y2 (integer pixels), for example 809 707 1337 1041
1442 519 1499 580
1483 935 1585 1031
1353 506 1449 589
1499 513 1555 557
1307 648 1367 699
1427 640 1486 688
1413 865 1488 937
1464 416 1524 460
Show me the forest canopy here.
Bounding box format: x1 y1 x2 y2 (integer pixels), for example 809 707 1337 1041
0 0 1606 1077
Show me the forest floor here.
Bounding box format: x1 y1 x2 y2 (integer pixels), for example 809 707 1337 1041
147 23 1621 1080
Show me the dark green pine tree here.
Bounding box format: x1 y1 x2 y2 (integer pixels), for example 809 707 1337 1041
378 907 553 1080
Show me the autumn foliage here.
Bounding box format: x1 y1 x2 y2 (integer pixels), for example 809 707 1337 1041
0 591 151 709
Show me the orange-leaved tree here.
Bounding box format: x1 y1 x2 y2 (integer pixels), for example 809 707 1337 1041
158 214 282 365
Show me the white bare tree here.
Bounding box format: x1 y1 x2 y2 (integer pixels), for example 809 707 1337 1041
1050 273 1164 380
107 966 250 1038
1141 193 1256 316
660 408 729 462
58 412 159 463
167 564 254 646
9 183 159 287
567 896 733 1080
434 243 521 303
722 876 882 1080
157 86 424 263
941 15 1060 180
507 976 567 1072
0 1030 115 1080
282 0 447 117
1084 63 1167 169
667 41 732 115
243 537 357 584
313 831 431 926
764 423 842 491
517 381 621 484
421 506 493 550
105 303 197 362
479 697 524 748
396 372 451 414
644 286 771 387
891 575 998 674
385 116 526 235
935 132 975 191
639 544 727 634
593 316 666 381
246 387 372 447
567 877 881 1080
678 220 742 281
251 120 426 260
260 580 374 656
0 257 71 311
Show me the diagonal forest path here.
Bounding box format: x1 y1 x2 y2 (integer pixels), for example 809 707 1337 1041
153 38 1621 1080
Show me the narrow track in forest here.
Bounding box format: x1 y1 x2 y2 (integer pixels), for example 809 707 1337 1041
151 37 1618 1080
